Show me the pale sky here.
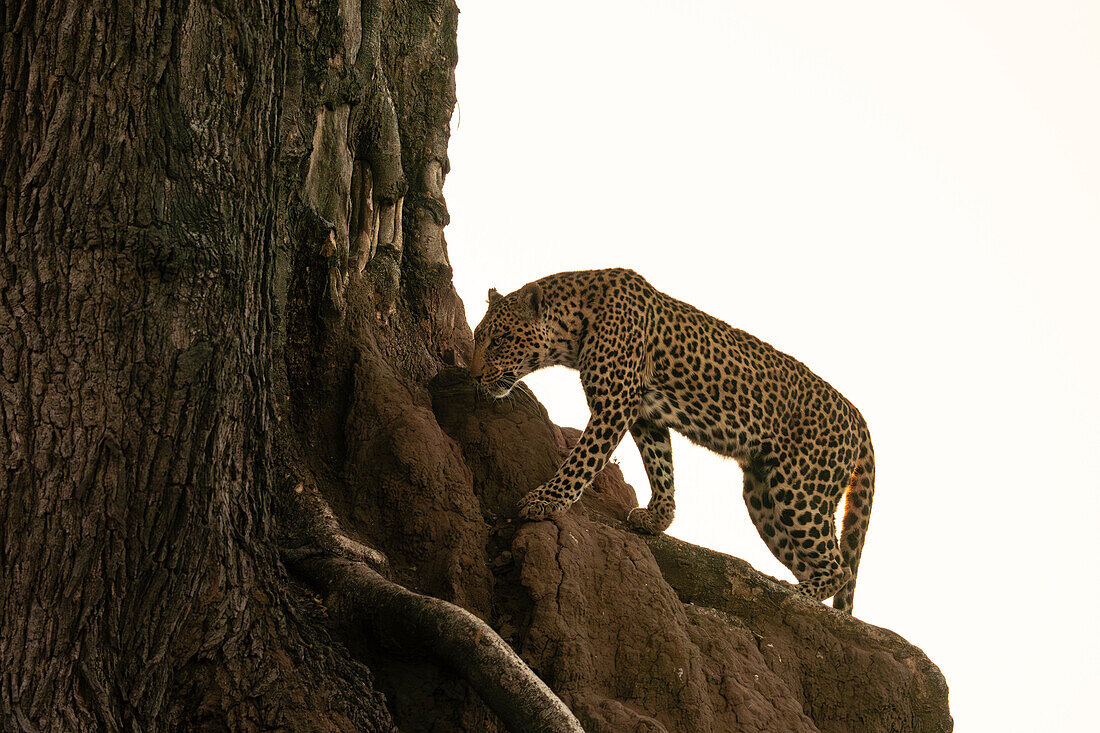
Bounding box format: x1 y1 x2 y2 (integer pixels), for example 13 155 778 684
445 2 1100 730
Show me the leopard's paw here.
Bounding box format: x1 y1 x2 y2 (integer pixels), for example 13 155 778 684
517 488 568 521
626 505 673 535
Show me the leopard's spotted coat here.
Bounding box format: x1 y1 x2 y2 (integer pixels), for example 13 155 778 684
470 269 875 613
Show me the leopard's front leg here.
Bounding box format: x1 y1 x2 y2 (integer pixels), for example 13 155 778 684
517 396 639 521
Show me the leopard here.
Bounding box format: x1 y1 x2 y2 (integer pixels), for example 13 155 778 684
469 268 875 613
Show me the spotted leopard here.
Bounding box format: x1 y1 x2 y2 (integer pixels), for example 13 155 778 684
470 268 875 613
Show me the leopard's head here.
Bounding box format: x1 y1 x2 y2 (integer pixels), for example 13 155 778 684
470 282 548 397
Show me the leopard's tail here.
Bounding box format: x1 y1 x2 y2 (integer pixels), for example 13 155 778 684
833 427 875 614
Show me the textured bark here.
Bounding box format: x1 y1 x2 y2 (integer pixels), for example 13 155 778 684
3 0 953 730
0 0 407 729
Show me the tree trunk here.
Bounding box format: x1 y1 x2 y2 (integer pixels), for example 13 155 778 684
0 0 407 728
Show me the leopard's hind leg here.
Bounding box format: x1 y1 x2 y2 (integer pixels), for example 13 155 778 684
625 419 675 534
743 457 850 604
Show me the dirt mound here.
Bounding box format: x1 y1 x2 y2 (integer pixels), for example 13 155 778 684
313 366 951 732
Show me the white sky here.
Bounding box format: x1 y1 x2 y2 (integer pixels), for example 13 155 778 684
444 2 1100 730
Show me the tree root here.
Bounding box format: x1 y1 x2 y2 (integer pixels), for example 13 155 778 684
281 483 582 733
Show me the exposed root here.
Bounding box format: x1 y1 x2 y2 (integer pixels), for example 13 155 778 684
280 482 388 568
281 483 582 733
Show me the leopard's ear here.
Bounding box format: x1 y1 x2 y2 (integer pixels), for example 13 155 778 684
487 288 503 304
518 282 543 318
